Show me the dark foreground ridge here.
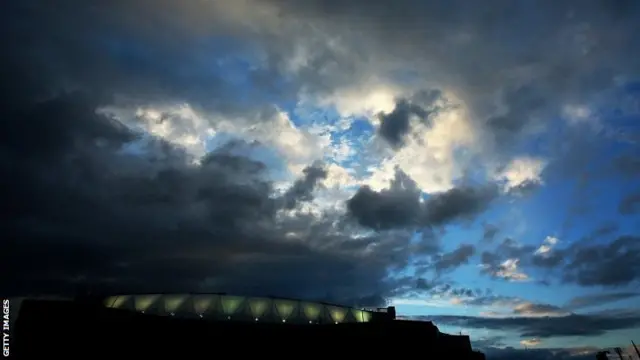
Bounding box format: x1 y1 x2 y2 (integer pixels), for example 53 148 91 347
14 295 486 359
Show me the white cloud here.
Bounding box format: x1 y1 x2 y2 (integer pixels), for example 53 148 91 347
494 259 529 282
101 103 335 190
322 163 358 189
244 110 329 177
478 300 568 319
513 302 569 317
563 104 592 125
520 338 542 347
495 156 547 192
535 235 559 256
314 82 400 119
100 103 216 160
365 103 478 193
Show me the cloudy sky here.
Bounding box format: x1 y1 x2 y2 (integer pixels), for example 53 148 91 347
2 0 640 358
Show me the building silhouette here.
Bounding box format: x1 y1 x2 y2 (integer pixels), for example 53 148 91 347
14 293 486 359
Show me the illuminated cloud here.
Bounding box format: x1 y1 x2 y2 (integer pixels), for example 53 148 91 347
520 338 542 347
535 236 559 256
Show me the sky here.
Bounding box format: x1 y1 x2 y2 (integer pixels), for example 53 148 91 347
1 1 640 359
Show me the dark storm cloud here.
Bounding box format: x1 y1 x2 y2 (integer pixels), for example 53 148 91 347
566 292 640 310
377 90 442 149
415 278 436 291
619 191 640 215
485 84 548 145
378 99 428 149
419 310 640 338
0 78 411 304
481 223 500 243
0 105 412 305
0 1 295 118
4 0 640 312
280 161 328 209
266 0 640 153
562 235 640 287
0 0 442 305
482 347 596 360
433 244 475 273
470 336 505 349
347 168 498 230
614 154 640 177
449 287 476 298
478 232 640 288
10 0 638 154
423 185 499 226
459 293 517 307
346 168 422 230
590 222 620 239
0 93 135 162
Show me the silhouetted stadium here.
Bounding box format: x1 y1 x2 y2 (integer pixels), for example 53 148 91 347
102 293 389 324
14 293 486 359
